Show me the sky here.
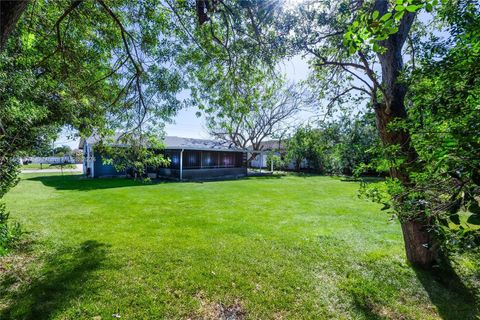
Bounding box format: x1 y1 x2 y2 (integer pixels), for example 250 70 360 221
57 55 312 150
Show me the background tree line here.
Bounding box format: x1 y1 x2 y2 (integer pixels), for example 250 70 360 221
281 112 379 175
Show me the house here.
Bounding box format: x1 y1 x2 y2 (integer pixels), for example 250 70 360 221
79 135 248 180
249 140 286 169
249 140 310 170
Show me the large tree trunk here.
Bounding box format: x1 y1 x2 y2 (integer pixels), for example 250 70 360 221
373 0 438 268
401 220 438 268
0 0 29 50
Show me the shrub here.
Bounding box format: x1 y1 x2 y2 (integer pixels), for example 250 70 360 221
0 202 22 256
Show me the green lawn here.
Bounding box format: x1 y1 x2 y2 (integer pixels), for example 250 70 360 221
1 173 478 319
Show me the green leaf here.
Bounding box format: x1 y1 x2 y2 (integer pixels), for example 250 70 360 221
426 3 433 12
372 10 379 20
395 0 404 4
395 5 405 11
388 27 399 34
394 11 404 20
21 33 36 49
380 13 392 22
406 5 420 12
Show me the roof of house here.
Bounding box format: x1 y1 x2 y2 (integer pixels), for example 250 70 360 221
79 134 246 152
249 140 287 151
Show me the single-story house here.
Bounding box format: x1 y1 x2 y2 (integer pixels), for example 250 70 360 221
249 140 310 170
79 135 248 180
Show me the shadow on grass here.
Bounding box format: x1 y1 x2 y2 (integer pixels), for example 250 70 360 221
27 172 287 191
349 260 478 320
27 174 171 191
414 260 479 320
0 240 109 320
245 174 284 180
339 176 385 184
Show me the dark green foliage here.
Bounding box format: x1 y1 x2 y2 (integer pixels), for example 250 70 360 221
287 112 379 175
405 0 480 251
96 131 170 180
53 145 72 157
0 202 22 256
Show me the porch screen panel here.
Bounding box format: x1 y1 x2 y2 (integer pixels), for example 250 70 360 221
184 150 201 169
165 150 180 169
201 151 219 168
220 152 235 168
219 152 244 168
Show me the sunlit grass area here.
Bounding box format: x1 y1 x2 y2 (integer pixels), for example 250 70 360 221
1 173 478 319
21 163 77 170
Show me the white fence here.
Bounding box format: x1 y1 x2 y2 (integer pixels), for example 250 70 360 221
21 156 75 165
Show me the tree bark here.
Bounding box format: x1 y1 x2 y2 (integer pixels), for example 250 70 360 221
401 220 438 268
372 0 438 268
0 0 29 50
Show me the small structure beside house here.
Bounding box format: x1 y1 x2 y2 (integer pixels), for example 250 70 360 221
249 140 310 170
79 135 247 180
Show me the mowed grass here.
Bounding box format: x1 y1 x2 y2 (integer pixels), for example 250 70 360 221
21 163 77 170
1 173 478 319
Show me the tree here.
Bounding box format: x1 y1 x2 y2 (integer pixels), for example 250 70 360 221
286 113 378 175
205 75 303 157
0 0 184 191
184 0 458 267
404 1 480 251
286 126 322 172
0 0 184 251
53 145 72 157
0 1 29 50
96 130 170 180
273 0 441 267
329 112 379 175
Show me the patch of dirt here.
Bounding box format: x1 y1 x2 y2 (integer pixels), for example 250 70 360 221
0 240 38 309
189 292 246 320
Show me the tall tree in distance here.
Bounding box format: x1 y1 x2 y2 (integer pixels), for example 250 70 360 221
205 75 304 155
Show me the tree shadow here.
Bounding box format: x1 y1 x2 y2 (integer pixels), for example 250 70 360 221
0 240 110 320
26 174 174 191
339 176 385 184
245 174 284 180
414 259 479 320
27 173 264 191
344 254 478 320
